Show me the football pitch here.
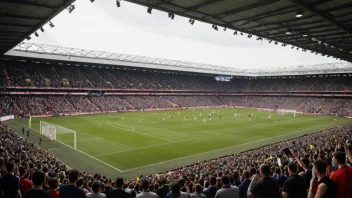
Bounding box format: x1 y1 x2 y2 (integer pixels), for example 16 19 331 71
5 108 351 178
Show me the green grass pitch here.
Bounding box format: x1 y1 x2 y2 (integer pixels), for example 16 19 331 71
5 108 351 178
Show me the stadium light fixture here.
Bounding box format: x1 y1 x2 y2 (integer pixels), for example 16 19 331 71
116 0 120 7
296 10 304 18
168 13 175 20
189 19 195 25
147 7 152 14
68 4 75 13
34 32 39 37
234 31 237 35
49 21 54 28
40 27 44 32
286 29 292 35
303 34 308 37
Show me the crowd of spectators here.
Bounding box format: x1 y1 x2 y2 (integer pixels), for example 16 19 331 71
1 117 352 198
2 60 352 92
66 96 100 112
1 95 352 116
0 96 15 116
11 96 49 115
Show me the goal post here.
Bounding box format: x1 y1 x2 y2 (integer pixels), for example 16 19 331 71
40 121 77 149
277 109 298 117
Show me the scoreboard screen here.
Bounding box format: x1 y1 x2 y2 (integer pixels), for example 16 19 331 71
214 76 231 82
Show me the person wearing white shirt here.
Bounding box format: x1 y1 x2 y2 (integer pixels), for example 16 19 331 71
136 180 158 198
215 175 239 198
87 181 106 198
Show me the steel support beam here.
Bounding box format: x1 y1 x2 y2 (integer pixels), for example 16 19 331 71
187 0 224 10
289 0 352 35
231 6 296 23
215 0 280 18
322 2 352 13
0 0 56 9
0 22 34 28
0 13 45 20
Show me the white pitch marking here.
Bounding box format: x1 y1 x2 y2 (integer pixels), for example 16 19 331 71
85 119 173 143
94 139 190 157
121 123 339 172
11 120 123 172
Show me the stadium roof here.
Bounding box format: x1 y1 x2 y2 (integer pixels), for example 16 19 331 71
124 0 352 62
0 0 75 55
5 42 352 76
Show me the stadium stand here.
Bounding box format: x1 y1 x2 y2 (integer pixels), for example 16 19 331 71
2 61 352 91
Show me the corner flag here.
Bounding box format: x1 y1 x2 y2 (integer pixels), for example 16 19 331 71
29 117 32 128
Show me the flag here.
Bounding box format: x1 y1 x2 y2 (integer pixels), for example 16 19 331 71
277 158 282 167
265 156 273 162
310 144 315 150
29 117 32 128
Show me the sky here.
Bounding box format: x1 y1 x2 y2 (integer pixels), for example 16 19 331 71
28 0 346 69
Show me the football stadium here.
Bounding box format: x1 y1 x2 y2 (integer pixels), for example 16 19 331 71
1 0 352 198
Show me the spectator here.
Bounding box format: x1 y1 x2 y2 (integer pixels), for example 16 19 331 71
203 176 218 198
59 169 86 198
156 178 169 198
19 166 31 194
48 177 59 198
232 171 241 187
125 183 136 198
214 175 239 198
166 182 189 198
282 161 306 198
23 170 50 198
330 151 352 198
248 164 280 198
136 180 158 198
238 170 250 198
77 178 89 194
87 181 105 198
190 184 205 198
0 162 22 198
103 179 114 194
106 177 131 198
308 159 338 198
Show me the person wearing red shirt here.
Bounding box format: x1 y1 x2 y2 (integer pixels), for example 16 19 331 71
19 166 32 194
331 151 352 198
48 177 59 198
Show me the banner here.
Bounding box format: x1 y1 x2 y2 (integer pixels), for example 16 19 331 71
0 115 14 121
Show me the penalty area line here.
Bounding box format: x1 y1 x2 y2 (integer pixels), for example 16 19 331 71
85 119 174 143
120 123 339 172
11 120 123 172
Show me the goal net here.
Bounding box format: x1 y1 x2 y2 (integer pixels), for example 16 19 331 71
277 109 297 117
40 121 76 149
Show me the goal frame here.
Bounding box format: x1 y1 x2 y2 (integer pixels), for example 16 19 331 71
40 121 77 149
277 109 298 117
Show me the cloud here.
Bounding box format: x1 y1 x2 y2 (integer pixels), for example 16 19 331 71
30 0 346 69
